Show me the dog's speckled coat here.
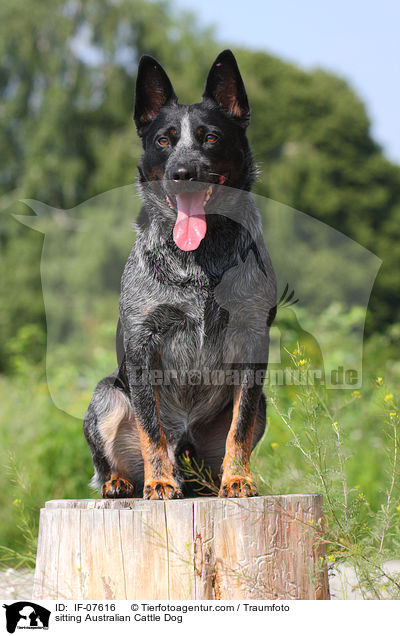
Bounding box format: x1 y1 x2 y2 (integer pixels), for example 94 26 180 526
83 50 276 499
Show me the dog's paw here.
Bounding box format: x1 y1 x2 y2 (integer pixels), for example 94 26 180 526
219 475 258 498
143 480 184 500
101 477 134 499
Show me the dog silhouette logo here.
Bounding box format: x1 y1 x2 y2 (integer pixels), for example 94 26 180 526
2 602 50 633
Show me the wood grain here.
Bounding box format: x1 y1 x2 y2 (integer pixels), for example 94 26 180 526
33 495 329 600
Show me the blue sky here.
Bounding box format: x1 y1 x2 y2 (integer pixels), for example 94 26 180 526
172 0 400 163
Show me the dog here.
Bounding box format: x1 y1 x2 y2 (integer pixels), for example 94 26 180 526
83 49 277 499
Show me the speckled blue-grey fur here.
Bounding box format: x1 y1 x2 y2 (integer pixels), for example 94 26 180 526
83 50 277 498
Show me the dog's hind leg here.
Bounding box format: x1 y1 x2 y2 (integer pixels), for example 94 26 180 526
188 392 267 496
83 373 144 498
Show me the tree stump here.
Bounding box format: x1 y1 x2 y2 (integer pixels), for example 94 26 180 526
33 495 330 600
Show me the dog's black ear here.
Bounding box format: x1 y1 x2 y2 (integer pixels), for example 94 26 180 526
134 55 177 132
202 50 250 126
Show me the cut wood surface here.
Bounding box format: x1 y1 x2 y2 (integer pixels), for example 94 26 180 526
33 494 330 600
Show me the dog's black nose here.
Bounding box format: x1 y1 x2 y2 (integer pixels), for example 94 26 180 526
171 167 195 181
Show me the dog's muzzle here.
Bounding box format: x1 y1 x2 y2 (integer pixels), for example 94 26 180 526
164 176 226 252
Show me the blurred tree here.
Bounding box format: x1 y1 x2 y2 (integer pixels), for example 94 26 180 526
0 0 217 369
0 0 399 371
237 51 400 329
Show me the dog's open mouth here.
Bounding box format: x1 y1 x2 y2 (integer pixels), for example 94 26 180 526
172 188 208 252
167 177 225 252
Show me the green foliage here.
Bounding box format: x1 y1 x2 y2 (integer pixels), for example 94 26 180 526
0 0 399 346
253 351 400 599
236 50 400 330
1 0 400 596
0 361 94 553
0 307 399 553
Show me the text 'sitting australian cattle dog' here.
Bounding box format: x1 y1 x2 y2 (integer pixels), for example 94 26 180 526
83 50 277 500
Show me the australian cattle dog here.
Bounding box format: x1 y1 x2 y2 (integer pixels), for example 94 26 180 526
83 50 277 499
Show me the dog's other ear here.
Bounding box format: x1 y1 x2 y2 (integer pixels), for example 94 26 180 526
203 50 250 127
134 55 177 133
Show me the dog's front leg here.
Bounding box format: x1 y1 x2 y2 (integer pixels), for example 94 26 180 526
128 363 183 500
137 386 183 500
124 308 184 500
219 369 262 498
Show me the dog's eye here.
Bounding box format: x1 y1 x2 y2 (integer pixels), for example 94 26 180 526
205 133 218 144
157 137 170 146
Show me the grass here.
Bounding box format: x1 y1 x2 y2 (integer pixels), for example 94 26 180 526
0 309 400 597
255 347 400 599
179 346 400 598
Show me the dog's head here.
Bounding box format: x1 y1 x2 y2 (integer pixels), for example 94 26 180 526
134 50 254 251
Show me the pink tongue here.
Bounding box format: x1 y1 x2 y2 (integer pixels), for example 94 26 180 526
173 190 207 251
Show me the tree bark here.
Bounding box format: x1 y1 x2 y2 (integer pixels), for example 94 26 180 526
33 494 330 600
